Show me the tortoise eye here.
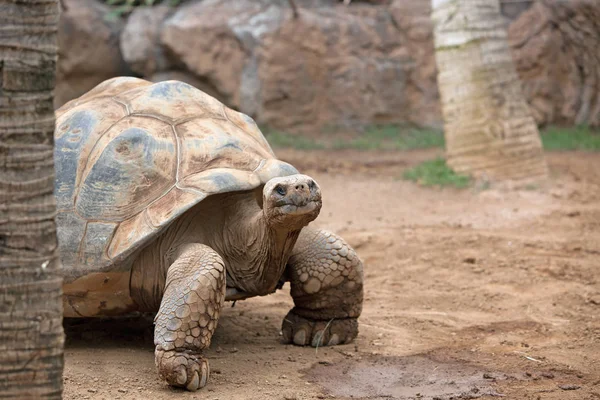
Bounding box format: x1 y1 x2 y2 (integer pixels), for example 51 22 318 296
275 185 286 196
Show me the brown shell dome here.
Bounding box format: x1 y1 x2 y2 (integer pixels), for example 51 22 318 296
54 77 298 280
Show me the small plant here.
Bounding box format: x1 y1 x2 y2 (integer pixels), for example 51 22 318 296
103 0 183 19
541 125 600 151
402 157 471 189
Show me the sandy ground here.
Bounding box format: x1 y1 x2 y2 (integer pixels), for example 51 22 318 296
63 149 600 400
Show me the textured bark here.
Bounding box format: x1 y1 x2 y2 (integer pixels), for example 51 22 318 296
0 0 64 399
432 0 548 182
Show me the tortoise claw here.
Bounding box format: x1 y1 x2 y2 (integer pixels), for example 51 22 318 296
281 309 358 347
155 348 209 391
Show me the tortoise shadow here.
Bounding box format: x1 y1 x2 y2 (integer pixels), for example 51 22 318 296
64 313 156 349
63 308 271 350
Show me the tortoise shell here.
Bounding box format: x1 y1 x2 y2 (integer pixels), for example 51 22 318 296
54 77 298 281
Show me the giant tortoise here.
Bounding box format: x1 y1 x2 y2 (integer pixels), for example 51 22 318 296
54 77 364 391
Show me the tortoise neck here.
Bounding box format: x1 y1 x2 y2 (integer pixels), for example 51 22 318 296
219 202 301 296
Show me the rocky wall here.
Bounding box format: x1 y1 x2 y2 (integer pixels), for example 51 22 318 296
55 0 600 132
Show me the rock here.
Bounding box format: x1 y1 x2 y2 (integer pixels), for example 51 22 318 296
121 5 173 76
500 0 534 20
509 0 600 127
257 2 420 132
159 0 439 132
56 0 131 108
558 384 581 390
588 294 600 306
161 0 277 111
56 0 599 130
389 0 440 128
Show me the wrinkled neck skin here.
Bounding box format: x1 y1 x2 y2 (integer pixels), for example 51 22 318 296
131 190 303 311
212 193 302 296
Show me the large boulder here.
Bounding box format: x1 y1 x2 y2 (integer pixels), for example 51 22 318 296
120 5 174 77
388 0 440 128
56 0 131 108
255 4 421 131
509 0 600 127
158 0 439 132
160 0 285 113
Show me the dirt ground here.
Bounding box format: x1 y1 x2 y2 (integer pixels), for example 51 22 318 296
63 149 600 400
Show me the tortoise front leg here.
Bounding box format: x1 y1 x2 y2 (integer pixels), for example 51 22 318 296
282 228 363 347
154 244 225 391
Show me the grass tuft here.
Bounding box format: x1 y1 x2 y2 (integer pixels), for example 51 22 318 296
541 125 600 151
402 157 471 189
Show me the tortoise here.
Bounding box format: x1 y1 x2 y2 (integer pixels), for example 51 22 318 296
54 77 364 391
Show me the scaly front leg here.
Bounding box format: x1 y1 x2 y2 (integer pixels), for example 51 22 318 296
154 244 225 391
282 228 363 347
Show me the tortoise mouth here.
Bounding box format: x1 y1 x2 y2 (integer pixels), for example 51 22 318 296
276 200 321 216
274 195 321 208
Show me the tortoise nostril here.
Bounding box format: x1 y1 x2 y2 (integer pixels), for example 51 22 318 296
295 184 307 191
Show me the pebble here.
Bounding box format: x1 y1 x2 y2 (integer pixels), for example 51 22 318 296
559 384 581 390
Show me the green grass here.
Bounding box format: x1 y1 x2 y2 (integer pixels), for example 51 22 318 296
264 124 445 151
541 125 600 151
264 124 599 190
263 130 325 150
402 157 471 189
333 125 445 151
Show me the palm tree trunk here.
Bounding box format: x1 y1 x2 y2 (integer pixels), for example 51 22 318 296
432 0 548 182
0 1 64 399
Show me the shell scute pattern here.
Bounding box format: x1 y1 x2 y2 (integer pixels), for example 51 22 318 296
54 99 127 211
123 80 228 124
54 77 298 279
58 77 151 114
75 117 177 222
176 118 273 181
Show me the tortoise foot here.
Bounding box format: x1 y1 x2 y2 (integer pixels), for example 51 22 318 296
281 310 358 347
155 348 209 391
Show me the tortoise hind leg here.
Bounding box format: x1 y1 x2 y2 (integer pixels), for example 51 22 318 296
282 228 363 347
154 244 225 391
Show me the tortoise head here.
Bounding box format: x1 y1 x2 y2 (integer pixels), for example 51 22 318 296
261 174 322 230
